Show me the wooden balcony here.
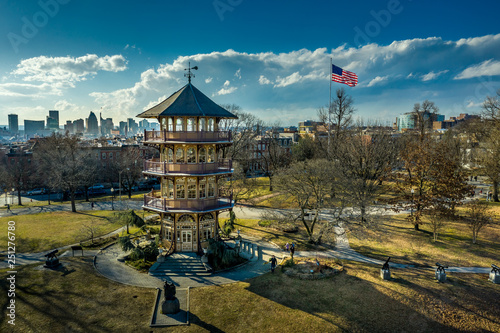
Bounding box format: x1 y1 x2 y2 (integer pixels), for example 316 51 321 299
143 191 233 213
143 130 232 143
143 159 232 175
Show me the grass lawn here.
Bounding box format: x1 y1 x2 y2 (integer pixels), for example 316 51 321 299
0 211 129 253
1 258 499 332
233 218 335 251
348 212 500 267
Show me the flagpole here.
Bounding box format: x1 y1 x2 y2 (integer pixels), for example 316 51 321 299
328 58 332 150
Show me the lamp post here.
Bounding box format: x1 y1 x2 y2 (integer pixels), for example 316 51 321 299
411 188 415 217
110 188 114 210
11 188 15 205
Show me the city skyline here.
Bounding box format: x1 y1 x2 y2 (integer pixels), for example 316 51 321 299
1 1 500 126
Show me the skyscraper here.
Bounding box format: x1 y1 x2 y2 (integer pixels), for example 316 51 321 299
24 120 45 138
74 119 85 133
87 111 99 135
46 110 60 131
8 114 18 134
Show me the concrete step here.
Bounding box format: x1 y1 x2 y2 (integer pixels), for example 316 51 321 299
149 253 211 276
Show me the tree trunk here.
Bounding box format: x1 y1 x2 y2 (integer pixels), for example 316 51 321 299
70 193 76 212
17 189 22 206
493 181 499 202
268 174 273 192
48 191 51 205
360 205 366 224
414 223 419 231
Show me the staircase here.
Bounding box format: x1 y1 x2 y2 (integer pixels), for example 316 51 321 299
149 253 211 277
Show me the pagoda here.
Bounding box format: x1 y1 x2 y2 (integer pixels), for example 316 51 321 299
137 71 237 253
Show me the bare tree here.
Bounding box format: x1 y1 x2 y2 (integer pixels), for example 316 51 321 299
1 153 35 206
334 127 399 225
428 210 444 242
116 147 144 199
412 100 439 138
36 133 95 212
275 159 346 244
464 199 494 244
480 91 500 201
81 221 101 245
218 105 263 166
260 126 292 191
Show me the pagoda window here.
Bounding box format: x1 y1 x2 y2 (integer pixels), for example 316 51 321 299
199 118 206 131
186 148 196 163
162 178 174 199
208 177 216 197
199 177 206 199
167 148 174 163
207 147 215 163
176 118 184 132
175 148 184 163
161 118 167 130
199 147 207 163
168 117 174 131
187 118 196 132
176 177 186 199
208 118 214 131
187 177 196 199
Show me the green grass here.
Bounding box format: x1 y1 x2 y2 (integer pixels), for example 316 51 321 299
1 258 498 332
0 210 131 253
348 213 500 267
233 218 333 251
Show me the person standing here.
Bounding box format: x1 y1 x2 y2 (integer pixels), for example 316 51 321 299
290 243 295 260
270 255 277 273
285 242 289 252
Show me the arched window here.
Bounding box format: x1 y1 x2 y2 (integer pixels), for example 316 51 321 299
167 148 174 163
207 147 215 163
199 118 206 131
198 147 206 163
176 118 184 131
161 118 167 130
199 177 206 199
168 117 174 131
208 118 214 131
187 118 196 132
176 148 184 163
178 214 195 223
176 177 186 199
200 213 214 221
186 148 196 163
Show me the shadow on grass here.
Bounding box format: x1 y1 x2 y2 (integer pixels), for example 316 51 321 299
244 263 487 332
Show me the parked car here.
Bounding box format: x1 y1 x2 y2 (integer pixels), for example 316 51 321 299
88 184 106 196
27 188 46 196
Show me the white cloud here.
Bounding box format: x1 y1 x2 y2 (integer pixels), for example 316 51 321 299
421 70 449 81
454 59 500 80
259 75 272 85
274 72 302 88
215 80 237 95
367 76 389 87
12 54 127 83
0 82 61 97
234 68 241 79
205 77 213 83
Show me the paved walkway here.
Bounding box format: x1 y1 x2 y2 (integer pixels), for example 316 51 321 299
1 198 495 288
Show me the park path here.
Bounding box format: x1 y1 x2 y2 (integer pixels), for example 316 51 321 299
1 197 494 286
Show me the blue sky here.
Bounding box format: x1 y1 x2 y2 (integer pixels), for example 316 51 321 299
1 0 500 127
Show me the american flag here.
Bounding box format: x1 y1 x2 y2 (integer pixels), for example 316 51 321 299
332 64 358 87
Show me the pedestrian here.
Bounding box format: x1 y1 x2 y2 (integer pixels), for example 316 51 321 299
270 255 277 273
480 189 483 195
91 201 94 209
475 176 478 182
6 204 10 212
290 243 295 260
488 191 492 201
285 242 289 252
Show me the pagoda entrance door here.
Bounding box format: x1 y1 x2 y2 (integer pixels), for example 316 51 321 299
181 230 192 251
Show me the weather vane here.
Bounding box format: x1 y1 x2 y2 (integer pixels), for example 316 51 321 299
184 62 198 83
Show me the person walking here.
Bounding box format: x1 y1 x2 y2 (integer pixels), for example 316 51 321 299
285 242 289 252
270 255 277 273
6 204 11 212
290 243 295 260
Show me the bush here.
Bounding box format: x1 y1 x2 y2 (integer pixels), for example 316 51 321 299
207 238 244 270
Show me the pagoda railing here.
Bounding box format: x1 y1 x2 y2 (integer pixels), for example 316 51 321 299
144 190 233 212
144 130 232 143
143 159 232 175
